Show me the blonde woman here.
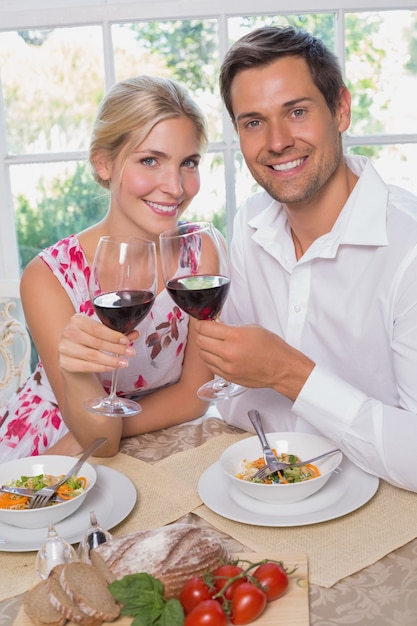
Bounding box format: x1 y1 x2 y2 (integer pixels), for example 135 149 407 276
0 75 211 459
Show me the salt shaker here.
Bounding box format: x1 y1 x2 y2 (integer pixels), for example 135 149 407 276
36 521 77 579
78 510 112 563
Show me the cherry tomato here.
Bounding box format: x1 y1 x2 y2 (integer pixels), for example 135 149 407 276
179 577 214 614
253 562 289 601
184 599 228 626
213 564 245 599
230 582 267 625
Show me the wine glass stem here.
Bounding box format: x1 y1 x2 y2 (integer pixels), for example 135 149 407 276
108 367 120 401
213 374 231 390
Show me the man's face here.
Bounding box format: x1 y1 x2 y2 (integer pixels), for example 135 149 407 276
230 56 351 208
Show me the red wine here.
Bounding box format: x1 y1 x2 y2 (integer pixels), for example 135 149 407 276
166 275 230 320
93 290 155 333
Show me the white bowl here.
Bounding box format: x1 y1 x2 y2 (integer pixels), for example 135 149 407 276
220 432 342 505
0 455 97 528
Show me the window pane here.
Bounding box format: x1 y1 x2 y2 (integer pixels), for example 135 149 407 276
346 11 417 136
227 14 335 50
347 144 417 196
0 27 105 154
112 20 222 141
10 162 108 270
184 152 227 237
234 151 261 210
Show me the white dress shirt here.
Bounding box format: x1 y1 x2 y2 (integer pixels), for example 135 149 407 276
218 155 417 492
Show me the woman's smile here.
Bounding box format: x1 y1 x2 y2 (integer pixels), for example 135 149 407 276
144 199 182 217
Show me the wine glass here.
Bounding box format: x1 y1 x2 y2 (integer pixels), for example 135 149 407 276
84 236 157 416
159 221 246 401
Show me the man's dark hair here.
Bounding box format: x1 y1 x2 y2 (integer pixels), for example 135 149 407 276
220 25 345 121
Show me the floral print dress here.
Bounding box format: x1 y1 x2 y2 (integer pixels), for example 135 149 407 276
0 234 189 460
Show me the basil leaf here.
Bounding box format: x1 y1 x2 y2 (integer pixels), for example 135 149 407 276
158 598 184 626
109 572 164 603
130 599 184 626
108 573 184 626
131 614 154 626
119 590 165 616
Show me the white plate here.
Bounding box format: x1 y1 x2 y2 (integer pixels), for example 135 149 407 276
0 465 137 551
198 456 379 527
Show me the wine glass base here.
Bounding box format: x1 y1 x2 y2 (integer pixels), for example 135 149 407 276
84 397 141 417
197 379 247 401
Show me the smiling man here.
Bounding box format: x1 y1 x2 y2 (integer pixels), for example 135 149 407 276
195 25 417 492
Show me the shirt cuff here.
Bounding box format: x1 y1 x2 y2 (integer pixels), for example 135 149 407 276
292 365 368 441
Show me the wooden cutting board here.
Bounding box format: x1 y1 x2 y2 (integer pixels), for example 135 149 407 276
15 552 309 626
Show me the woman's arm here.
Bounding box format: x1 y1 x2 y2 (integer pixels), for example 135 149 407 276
58 313 211 442
22 256 212 454
20 257 133 456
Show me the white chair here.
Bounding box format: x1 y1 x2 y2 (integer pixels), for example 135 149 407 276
0 279 31 407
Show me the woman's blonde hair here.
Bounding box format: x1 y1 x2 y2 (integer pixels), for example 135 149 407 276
89 75 208 189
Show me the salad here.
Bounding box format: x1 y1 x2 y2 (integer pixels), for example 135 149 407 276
236 452 320 484
0 473 87 510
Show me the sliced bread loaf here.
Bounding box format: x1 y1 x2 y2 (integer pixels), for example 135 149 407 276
47 565 102 626
59 562 120 622
22 578 67 626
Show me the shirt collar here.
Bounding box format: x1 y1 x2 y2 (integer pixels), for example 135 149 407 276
248 155 389 259
338 155 388 246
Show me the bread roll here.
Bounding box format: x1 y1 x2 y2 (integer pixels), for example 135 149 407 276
90 523 230 598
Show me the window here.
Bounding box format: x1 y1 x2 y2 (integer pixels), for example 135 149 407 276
1 1 416 280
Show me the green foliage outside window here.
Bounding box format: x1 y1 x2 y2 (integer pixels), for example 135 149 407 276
16 163 108 270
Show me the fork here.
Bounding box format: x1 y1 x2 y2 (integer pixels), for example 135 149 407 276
28 437 107 509
252 448 341 481
247 409 284 474
0 485 66 503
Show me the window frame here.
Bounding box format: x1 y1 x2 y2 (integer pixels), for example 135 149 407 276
1 0 417 280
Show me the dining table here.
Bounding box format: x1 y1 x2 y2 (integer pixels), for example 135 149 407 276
1 414 417 625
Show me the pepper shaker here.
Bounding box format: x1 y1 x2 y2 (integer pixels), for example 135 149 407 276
78 510 112 563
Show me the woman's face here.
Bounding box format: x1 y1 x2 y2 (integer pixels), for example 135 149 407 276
99 116 203 239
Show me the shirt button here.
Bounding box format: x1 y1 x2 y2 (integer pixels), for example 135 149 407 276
293 304 302 313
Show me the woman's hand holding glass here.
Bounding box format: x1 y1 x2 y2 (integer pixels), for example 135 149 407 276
59 313 137 374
